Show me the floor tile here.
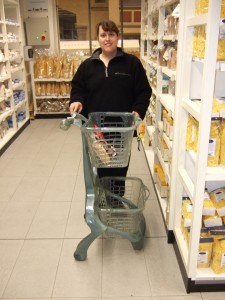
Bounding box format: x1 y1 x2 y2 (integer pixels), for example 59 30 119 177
102 296 152 300
144 198 167 238
42 175 76 202
152 296 202 300
0 176 22 202
144 238 187 296
0 240 24 297
11 176 49 202
0 201 39 239
201 292 225 299
53 239 102 298
65 200 90 238
27 201 71 238
51 154 82 176
102 238 151 298
2 240 62 299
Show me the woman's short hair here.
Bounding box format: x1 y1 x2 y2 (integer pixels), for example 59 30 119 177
96 20 119 36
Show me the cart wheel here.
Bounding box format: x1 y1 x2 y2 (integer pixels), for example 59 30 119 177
74 251 87 261
131 238 144 250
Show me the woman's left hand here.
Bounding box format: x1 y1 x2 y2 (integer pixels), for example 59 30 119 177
132 111 140 118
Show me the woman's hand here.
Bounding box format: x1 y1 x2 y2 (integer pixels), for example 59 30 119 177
132 111 140 118
70 102 83 114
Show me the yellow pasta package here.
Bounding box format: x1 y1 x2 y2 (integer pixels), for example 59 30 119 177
209 228 225 245
182 198 192 227
211 238 225 274
203 213 223 228
186 114 199 152
221 0 225 17
210 187 225 216
197 237 213 268
202 190 216 216
220 119 225 165
197 25 206 58
208 118 221 166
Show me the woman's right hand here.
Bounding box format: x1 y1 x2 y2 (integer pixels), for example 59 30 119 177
70 102 83 114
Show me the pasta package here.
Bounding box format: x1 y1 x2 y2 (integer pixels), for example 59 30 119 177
220 119 225 164
202 190 216 216
182 199 192 227
203 213 223 227
208 118 221 166
211 238 225 274
210 187 225 216
186 114 199 152
197 237 213 268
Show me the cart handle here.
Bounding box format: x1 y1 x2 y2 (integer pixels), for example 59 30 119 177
60 113 88 130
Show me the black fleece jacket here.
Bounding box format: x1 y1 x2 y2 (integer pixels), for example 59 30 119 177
70 47 152 120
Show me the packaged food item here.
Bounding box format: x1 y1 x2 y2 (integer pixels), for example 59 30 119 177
203 213 223 227
203 190 216 216
208 118 221 166
40 83 46 96
35 83 41 96
158 44 167 67
46 83 51 96
46 55 54 78
199 0 209 14
186 114 199 152
221 0 225 18
209 228 225 245
210 187 225 216
192 26 199 57
54 55 63 79
197 236 213 268
211 238 225 274
163 109 168 132
197 25 206 58
182 198 192 227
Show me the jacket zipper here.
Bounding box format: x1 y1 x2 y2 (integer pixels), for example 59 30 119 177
105 67 108 77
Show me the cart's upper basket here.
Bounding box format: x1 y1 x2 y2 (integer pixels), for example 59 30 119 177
82 112 139 168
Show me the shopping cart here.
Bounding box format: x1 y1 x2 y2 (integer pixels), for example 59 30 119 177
60 112 150 261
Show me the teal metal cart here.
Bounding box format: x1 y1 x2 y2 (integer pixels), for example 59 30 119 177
60 112 149 261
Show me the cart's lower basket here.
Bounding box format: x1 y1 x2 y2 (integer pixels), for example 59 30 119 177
95 177 148 235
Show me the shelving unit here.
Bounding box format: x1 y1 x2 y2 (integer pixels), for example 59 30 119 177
140 0 180 241
0 0 29 154
141 0 225 292
172 0 225 292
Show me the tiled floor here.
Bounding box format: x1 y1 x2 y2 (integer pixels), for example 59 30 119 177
0 119 225 299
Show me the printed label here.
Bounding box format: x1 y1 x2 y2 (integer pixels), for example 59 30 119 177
221 253 225 267
208 139 216 157
198 251 208 264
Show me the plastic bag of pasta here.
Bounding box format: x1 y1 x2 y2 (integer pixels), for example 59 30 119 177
197 236 213 268
211 238 225 274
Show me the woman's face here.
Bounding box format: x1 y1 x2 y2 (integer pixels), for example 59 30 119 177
97 25 119 55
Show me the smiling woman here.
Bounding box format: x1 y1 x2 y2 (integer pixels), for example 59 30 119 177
69 18 151 179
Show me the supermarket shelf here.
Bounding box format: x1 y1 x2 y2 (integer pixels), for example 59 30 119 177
182 98 201 122
178 167 194 201
158 93 175 118
187 14 208 27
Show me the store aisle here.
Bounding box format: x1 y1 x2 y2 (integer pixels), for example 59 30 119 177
0 119 225 300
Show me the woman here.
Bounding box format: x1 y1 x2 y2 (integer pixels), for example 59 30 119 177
70 19 152 180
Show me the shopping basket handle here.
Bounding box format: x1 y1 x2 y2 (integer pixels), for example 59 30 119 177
60 113 88 130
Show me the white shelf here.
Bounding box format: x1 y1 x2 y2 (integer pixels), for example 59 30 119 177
158 94 175 118
34 78 72 82
187 14 208 27
161 67 176 80
0 0 29 153
188 150 225 181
